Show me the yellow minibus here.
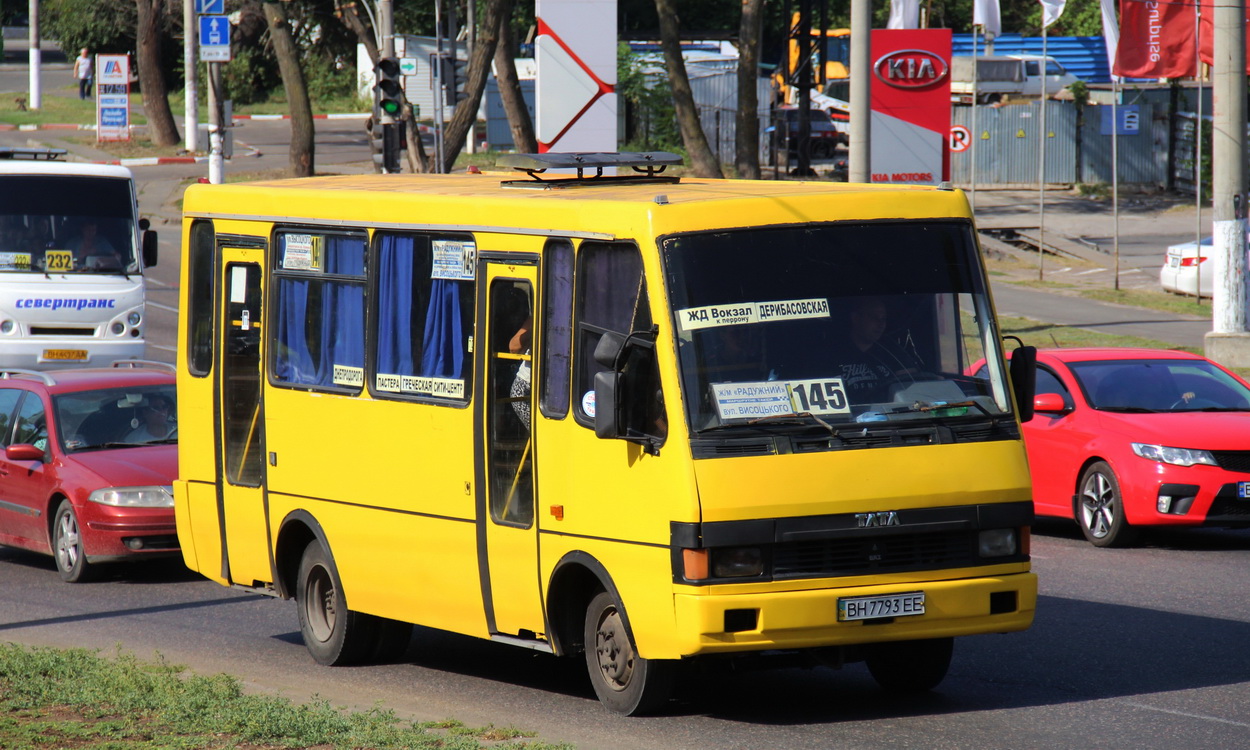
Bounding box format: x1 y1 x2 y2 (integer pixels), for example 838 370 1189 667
174 152 1038 715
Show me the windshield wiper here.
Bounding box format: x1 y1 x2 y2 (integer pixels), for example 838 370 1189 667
1098 406 1157 413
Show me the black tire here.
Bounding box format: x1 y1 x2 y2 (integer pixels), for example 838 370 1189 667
295 541 375 666
52 500 94 583
584 591 675 715
865 637 954 693
1078 461 1137 547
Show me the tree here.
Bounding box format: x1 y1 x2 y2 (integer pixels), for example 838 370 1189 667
440 0 511 173
262 0 315 176
653 0 722 177
44 0 136 55
735 0 764 179
495 0 537 154
135 0 180 147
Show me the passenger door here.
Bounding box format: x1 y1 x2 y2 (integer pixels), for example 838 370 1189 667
476 261 546 641
215 249 272 586
0 389 49 547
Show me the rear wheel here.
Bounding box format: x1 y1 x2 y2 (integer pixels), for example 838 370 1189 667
584 591 675 715
53 500 94 583
295 541 375 665
1078 462 1136 547
865 637 954 693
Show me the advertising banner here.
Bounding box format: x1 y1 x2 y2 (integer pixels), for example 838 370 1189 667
95 54 131 142
535 0 617 154
1114 0 1196 78
869 29 952 185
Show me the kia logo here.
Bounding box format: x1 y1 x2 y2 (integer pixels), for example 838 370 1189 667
873 49 948 89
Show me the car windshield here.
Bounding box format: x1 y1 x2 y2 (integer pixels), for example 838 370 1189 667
54 383 177 451
0 176 138 274
662 221 1014 433
1071 359 1250 413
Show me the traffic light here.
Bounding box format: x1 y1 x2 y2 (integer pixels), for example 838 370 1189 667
452 59 469 102
375 57 403 119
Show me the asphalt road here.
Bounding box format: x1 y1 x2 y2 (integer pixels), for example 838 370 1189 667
1 523 1248 749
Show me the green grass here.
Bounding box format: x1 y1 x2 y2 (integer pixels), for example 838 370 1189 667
0 643 571 749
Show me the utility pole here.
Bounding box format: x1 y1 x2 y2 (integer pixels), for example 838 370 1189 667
184 0 198 153
848 0 870 182
27 0 40 110
1205 0 1250 366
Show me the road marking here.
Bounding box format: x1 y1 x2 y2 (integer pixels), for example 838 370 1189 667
147 343 177 353
1077 268 1107 276
1125 702 1250 728
146 301 179 313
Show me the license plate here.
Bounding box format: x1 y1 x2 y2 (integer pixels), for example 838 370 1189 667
838 591 925 622
1239 482 1250 499
1167 256 1180 268
42 349 88 361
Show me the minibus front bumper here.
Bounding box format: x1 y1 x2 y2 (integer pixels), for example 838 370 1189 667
670 572 1037 656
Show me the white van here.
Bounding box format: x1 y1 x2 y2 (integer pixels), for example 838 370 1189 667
0 148 157 369
950 55 1078 104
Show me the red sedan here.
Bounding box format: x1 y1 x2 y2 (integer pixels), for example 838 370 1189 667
0 362 178 581
1020 348 1250 547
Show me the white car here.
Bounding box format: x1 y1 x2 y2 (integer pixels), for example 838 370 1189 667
1160 236 1212 298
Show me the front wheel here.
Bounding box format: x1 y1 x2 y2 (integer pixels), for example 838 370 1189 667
1078 461 1136 547
295 541 375 666
865 637 953 693
53 500 94 583
584 591 675 715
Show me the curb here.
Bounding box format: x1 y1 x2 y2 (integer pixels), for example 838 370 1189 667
233 113 368 121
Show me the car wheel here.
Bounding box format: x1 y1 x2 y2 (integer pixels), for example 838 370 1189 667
584 591 674 715
53 500 94 583
865 637 953 693
1078 461 1137 547
295 541 375 666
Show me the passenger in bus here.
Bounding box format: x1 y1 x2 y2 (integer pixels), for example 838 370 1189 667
836 297 920 404
125 394 175 443
66 219 122 269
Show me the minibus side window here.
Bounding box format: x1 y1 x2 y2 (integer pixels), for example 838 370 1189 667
371 232 475 403
573 242 652 425
187 220 215 377
271 231 366 391
540 239 573 418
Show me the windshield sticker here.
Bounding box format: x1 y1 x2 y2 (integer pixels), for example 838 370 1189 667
332 365 364 388
432 239 477 281
712 382 796 420
677 298 830 331
712 377 852 420
582 390 596 418
0 252 32 270
282 234 323 271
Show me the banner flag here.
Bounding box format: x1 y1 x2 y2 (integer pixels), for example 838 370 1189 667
1113 0 1197 78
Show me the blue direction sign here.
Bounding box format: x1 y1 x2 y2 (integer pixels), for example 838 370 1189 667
199 15 231 62
196 0 224 14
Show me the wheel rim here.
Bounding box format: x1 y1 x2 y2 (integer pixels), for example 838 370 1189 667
1080 471 1115 539
593 604 634 693
303 565 336 643
55 510 81 572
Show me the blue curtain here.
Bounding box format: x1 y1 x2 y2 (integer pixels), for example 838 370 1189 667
376 234 415 376
273 234 365 388
420 279 463 378
274 278 316 383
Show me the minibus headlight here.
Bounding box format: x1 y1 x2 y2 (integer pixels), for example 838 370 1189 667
978 528 1017 557
111 321 125 335
127 312 142 326
0 319 13 334
89 486 174 508
712 547 764 577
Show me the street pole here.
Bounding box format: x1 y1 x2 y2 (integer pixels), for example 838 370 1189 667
208 63 225 184
848 0 870 182
378 0 395 57
27 0 40 110
1205 0 1250 366
184 0 198 153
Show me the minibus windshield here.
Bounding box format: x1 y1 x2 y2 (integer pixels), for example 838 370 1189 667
0 176 138 274
662 221 1013 433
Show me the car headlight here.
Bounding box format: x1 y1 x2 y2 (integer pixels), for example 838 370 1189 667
712 547 764 577
1131 443 1218 467
88 486 174 508
979 528 1018 557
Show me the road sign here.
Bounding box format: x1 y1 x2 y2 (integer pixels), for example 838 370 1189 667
399 57 418 76
96 55 130 142
949 125 971 153
196 0 224 14
199 15 231 62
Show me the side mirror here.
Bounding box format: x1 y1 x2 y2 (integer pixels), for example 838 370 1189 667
1008 345 1037 423
593 331 626 369
6 444 46 461
593 370 622 439
1033 392 1069 414
142 228 158 267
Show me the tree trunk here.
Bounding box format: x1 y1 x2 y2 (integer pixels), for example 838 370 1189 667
653 0 723 178
335 0 378 66
494 0 536 154
735 0 764 179
134 0 180 147
441 0 511 172
262 1 315 177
